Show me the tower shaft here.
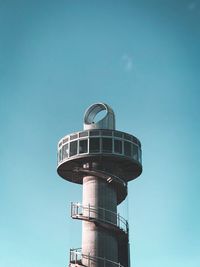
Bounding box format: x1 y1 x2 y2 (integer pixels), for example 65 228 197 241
82 175 118 266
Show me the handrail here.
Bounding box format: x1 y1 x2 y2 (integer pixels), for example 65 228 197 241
71 202 129 234
70 248 125 267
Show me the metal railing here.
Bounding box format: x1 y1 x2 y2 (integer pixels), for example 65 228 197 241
70 248 124 267
71 202 129 234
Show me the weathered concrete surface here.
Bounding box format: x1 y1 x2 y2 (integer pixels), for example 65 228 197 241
82 176 118 266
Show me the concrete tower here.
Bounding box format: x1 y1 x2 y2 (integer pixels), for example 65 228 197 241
57 103 142 267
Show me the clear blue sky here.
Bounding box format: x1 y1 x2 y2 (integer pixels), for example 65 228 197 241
0 1 200 267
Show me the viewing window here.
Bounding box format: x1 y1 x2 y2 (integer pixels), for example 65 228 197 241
124 133 132 141
124 141 131 157
79 131 88 138
79 139 88 154
70 141 77 156
132 136 138 145
70 134 78 140
90 130 100 136
63 137 68 144
101 130 112 136
132 144 138 160
114 139 122 154
62 144 68 159
90 138 100 153
58 149 62 161
114 131 123 138
102 138 112 153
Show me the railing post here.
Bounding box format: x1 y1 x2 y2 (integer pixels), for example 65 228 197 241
118 213 120 228
71 202 72 217
126 221 128 234
75 250 77 264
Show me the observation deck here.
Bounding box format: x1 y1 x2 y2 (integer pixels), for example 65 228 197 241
57 129 142 182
